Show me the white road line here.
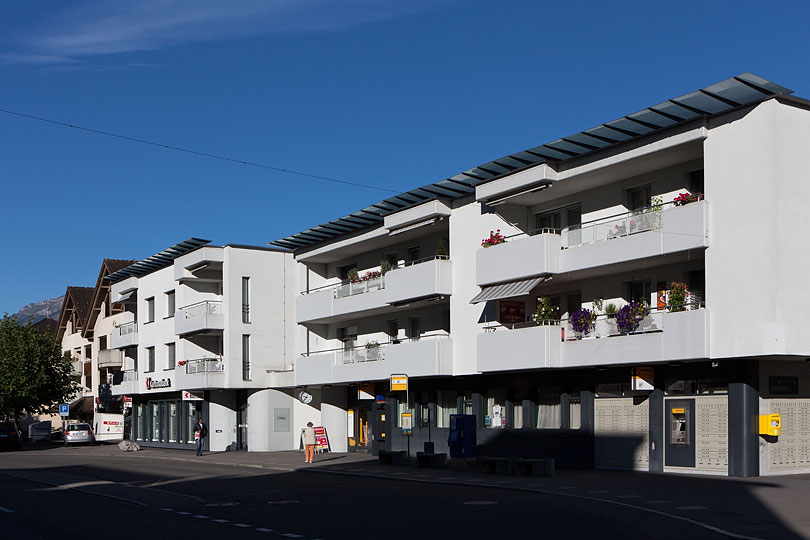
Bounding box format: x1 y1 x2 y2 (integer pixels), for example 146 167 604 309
676 506 708 511
615 495 640 499
234 523 252 528
193 515 209 519
160 508 174 512
212 519 229 523
176 511 191 515
281 534 303 538
646 500 672 504
0 506 14 513
255 528 274 533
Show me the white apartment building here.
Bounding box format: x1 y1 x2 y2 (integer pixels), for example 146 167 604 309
107 239 298 452
271 73 810 477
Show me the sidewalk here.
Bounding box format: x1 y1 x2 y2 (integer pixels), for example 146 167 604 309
36 444 810 540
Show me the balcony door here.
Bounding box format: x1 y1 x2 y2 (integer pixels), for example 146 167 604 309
536 205 581 244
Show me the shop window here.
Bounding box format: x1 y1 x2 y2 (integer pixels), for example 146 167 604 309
169 402 178 443
569 394 582 430
513 402 523 429
186 402 200 443
151 402 161 441
484 389 506 429
462 391 474 415
596 382 632 397
436 390 456 428
135 404 144 441
537 392 561 429
397 401 409 427
418 401 430 428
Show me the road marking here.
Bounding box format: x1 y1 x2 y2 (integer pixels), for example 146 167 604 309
234 523 252 528
676 506 708 511
0 506 14 513
281 534 303 538
646 500 672 504
256 528 274 533
212 519 229 523
616 495 640 499
193 514 209 519
176 511 192 515
160 508 174 512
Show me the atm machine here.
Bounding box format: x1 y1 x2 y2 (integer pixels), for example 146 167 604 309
665 399 695 467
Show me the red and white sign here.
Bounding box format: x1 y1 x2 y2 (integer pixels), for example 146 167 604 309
122 396 133 402
182 391 204 401
314 426 329 451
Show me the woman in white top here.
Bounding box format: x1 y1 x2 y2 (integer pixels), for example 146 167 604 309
302 422 316 463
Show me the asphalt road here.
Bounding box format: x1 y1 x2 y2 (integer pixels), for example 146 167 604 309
0 446 736 540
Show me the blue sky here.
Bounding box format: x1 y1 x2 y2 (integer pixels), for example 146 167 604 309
1 0 809 315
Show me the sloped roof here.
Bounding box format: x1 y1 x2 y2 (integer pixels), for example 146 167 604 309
83 258 137 338
269 73 793 251
56 286 95 340
105 238 211 283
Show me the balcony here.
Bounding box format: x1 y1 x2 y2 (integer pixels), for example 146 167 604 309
474 201 708 286
98 349 123 369
175 300 224 336
477 322 561 373
476 308 708 372
297 257 452 324
71 359 84 376
175 357 226 390
110 321 138 349
295 336 453 386
111 370 138 396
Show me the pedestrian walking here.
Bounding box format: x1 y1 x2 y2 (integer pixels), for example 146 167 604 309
302 422 316 463
193 417 207 456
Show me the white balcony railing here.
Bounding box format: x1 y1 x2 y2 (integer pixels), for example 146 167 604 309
118 321 137 336
184 357 224 374
336 346 385 365
335 276 385 298
181 300 223 319
122 370 138 382
561 206 666 249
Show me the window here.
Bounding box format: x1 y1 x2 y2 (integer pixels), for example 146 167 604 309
442 310 450 333
99 336 107 351
689 169 704 194
407 246 420 263
151 402 161 441
338 264 357 280
146 297 155 323
569 394 582 429
537 389 561 429
186 402 200 443
513 402 523 429
627 281 651 305
166 343 175 370
165 291 175 318
407 317 420 341
484 389 506 429
241 277 250 323
437 390 456 428
169 402 178 442
628 184 652 211
535 205 581 233
396 401 409 427
385 253 398 267
339 326 358 350
146 346 155 372
242 335 250 381
769 377 798 396
386 320 398 343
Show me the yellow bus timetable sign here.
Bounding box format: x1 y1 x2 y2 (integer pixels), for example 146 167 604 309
390 374 408 392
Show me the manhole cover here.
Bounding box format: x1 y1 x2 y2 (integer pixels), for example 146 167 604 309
204 502 240 507
268 500 299 505
463 501 498 506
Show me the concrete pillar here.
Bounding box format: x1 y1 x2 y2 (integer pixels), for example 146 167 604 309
729 361 759 477
649 388 664 473
321 386 348 453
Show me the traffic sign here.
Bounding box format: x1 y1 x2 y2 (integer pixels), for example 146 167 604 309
59 404 69 417
390 374 408 392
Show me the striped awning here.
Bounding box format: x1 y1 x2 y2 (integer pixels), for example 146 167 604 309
470 276 549 304
389 217 437 236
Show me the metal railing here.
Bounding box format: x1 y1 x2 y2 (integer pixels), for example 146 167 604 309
180 300 222 319
303 332 451 359
393 254 450 269
185 357 224 374
118 321 137 336
337 347 385 365
562 311 665 340
122 370 138 382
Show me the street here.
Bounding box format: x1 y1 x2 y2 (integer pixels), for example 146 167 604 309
0 444 805 540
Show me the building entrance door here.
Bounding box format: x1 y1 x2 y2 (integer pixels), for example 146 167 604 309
236 390 248 451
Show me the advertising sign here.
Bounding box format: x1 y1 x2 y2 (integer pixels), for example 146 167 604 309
390 374 408 392
182 390 204 401
632 367 654 391
314 426 330 451
401 412 413 436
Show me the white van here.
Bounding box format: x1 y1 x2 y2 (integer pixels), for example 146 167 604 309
93 413 125 443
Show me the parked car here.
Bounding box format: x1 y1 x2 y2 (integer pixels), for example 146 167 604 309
0 422 23 451
64 423 95 446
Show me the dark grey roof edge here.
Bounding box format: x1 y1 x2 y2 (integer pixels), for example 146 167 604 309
105 238 211 283
269 73 793 251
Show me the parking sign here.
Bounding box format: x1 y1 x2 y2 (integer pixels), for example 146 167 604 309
59 404 69 416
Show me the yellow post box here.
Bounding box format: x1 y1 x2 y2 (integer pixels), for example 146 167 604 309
759 414 781 436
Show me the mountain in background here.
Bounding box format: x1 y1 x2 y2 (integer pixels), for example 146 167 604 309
13 296 64 324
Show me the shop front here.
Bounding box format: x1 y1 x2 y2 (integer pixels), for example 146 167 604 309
132 392 207 450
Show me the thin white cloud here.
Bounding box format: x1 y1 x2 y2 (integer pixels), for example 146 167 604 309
6 0 444 64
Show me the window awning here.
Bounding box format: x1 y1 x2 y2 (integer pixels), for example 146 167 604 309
470 276 549 304
389 217 437 236
113 290 135 304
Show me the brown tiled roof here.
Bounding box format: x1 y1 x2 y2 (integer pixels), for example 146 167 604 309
82 258 137 338
56 286 95 340
104 259 137 275
32 317 58 336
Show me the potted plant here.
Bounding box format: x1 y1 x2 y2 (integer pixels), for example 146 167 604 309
534 297 559 326
364 340 379 349
347 267 359 283
605 303 618 318
436 238 448 257
673 192 703 206
380 259 393 274
668 282 689 312
481 229 506 248
616 301 650 334
570 308 597 337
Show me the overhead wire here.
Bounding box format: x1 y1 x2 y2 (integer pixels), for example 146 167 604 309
0 107 400 194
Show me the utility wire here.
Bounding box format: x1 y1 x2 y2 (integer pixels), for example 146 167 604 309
0 107 400 194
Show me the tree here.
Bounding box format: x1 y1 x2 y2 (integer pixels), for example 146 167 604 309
0 315 78 421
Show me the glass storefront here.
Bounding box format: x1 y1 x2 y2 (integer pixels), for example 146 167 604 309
134 394 204 448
